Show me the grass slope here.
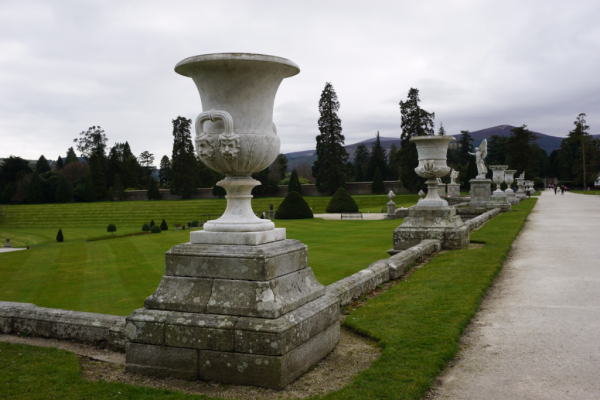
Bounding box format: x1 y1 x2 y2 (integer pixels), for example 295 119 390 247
0 194 419 228
0 219 401 316
325 198 537 399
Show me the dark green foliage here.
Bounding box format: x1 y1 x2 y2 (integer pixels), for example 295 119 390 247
56 229 63 242
160 219 168 230
150 219 155 227
170 116 197 199
366 131 388 181
40 171 59 204
82 176 96 202
159 155 171 187
107 224 116 235
534 177 545 188
212 184 226 198
371 167 385 194
353 143 370 182
56 156 64 170
146 178 161 200
197 160 221 191
288 169 302 194
312 82 349 193
1 184 15 204
138 151 155 187
88 154 107 200
486 135 509 169
275 191 313 219
27 172 44 204
457 130 474 166
55 175 71 203
150 225 161 233
437 122 447 136
65 147 78 165
388 143 399 180
111 174 125 201
326 187 358 213
465 155 478 189
142 223 151 232
105 146 121 190
399 88 434 191
121 156 140 189
74 126 107 161
191 220 199 227
35 155 51 174
507 125 539 178
0 156 31 191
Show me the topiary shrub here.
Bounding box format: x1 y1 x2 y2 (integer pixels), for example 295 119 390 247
56 229 64 242
191 220 199 227
107 223 117 235
151 225 161 234
275 191 313 219
326 187 358 213
160 219 168 230
142 223 151 232
150 219 155 227
288 169 302 195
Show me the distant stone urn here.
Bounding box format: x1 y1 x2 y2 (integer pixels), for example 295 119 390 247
410 135 455 207
175 53 300 233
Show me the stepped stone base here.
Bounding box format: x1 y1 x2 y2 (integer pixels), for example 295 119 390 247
505 190 519 205
125 237 339 388
393 206 469 251
487 194 511 212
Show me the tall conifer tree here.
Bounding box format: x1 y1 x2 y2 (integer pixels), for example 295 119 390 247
312 82 348 193
27 172 44 204
36 155 51 174
367 131 388 181
457 130 474 166
55 174 71 203
170 116 197 199
65 147 78 165
88 153 107 200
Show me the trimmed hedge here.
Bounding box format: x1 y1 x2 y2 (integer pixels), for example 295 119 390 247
160 219 168 230
275 191 313 219
142 223 151 232
326 187 358 213
56 229 63 243
151 225 161 234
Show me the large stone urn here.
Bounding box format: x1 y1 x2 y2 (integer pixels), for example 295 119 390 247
125 54 339 389
490 165 508 194
487 165 510 212
504 170 519 205
391 136 469 252
515 174 526 200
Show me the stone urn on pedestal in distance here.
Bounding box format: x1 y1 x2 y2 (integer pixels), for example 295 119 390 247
486 165 511 212
504 170 519 205
515 174 527 200
125 53 339 389
391 136 469 253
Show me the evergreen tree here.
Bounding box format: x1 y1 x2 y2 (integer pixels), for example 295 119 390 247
56 156 64 170
0 156 31 193
457 130 474 166
326 187 358 213
107 224 117 235
371 167 385 194
559 114 597 188
312 82 348 193
56 229 64 242
105 146 121 190
388 143 399 180
159 155 172 187
398 88 435 191
160 219 168 230
40 171 59 203
507 125 540 181
112 174 125 201
438 122 447 136
366 131 388 181
197 157 222 189
170 116 197 199
465 155 478 189
288 169 302 194
138 151 155 187
121 156 141 189
1 184 15 204
213 184 226 198
486 135 509 177
88 153 107 200
36 155 51 174
353 144 370 181
82 176 96 202
65 147 78 165
276 154 288 179
147 178 161 200
27 172 44 204
55 174 71 203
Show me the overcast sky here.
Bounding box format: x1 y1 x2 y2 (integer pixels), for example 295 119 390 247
1 0 599 164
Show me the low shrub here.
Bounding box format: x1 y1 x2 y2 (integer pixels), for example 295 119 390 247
107 223 116 235
150 219 155 227
56 229 63 243
142 223 151 232
275 191 313 219
191 220 199 227
160 219 168 230
326 187 358 213
151 225 161 234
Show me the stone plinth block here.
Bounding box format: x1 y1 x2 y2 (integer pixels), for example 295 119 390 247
165 239 308 281
393 206 469 250
505 190 519 205
469 179 492 207
126 342 199 380
190 228 286 246
447 183 460 198
487 194 511 212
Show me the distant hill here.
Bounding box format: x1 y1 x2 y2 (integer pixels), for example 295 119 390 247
285 126 600 170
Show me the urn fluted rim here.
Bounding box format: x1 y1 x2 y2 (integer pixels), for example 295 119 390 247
175 53 300 77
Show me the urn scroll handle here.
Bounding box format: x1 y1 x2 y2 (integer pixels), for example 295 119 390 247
195 109 241 161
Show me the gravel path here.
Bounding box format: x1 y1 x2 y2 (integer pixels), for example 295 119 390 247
432 191 600 399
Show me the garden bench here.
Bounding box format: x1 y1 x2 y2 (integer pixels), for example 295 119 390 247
341 212 363 220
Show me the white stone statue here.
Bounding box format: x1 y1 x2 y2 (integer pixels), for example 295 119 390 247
468 139 488 179
450 169 459 185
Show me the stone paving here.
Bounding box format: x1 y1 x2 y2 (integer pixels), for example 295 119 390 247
432 191 600 399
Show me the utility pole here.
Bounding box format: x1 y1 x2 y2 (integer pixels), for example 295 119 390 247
577 113 588 190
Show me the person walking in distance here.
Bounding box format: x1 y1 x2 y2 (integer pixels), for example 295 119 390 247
554 184 558 195
561 185 565 195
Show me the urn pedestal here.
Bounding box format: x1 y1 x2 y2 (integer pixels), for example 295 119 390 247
487 166 511 212
515 178 526 200
391 136 469 253
503 170 519 205
469 178 492 209
447 183 460 198
125 54 339 389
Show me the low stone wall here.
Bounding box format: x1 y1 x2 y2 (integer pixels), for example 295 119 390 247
464 208 501 231
0 301 126 351
123 181 409 201
326 240 442 306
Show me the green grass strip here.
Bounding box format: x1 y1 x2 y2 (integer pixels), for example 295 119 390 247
322 198 537 400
